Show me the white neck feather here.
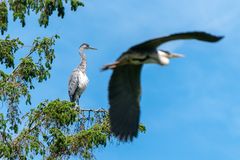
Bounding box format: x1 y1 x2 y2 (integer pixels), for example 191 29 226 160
157 50 170 65
79 50 87 73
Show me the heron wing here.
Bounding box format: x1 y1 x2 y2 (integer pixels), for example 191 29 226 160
130 31 223 51
68 69 79 102
109 64 143 141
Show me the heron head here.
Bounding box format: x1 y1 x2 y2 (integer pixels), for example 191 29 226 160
79 43 97 51
157 50 184 65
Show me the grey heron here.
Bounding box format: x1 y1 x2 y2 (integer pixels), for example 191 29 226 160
102 31 223 141
68 43 97 105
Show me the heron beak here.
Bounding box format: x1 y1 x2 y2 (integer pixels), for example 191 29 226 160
88 46 97 50
169 53 184 58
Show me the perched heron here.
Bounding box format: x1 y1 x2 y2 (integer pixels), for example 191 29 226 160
102 31 223 141
68 43 97 105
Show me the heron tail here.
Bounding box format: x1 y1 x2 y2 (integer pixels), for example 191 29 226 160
101 61 120 71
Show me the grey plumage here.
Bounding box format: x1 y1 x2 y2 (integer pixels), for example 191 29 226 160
68 43 96 105
102 31 224 141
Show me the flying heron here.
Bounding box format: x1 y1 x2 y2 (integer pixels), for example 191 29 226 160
68 43 97 105
102 31 223 141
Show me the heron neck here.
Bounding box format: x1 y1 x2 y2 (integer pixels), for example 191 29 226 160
79 51 87 73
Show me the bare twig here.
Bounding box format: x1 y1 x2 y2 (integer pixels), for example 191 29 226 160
73 106 107 114
80 108 107 113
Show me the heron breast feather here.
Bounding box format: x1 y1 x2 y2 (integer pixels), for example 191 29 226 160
78 72 89 89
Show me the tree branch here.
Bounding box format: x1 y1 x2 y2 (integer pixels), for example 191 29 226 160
78 108 107 113
8 48 35 79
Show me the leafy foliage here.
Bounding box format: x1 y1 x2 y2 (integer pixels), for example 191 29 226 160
0 97 145 160
0 35 59 133
0 1 8 34
0 1 147 159
0 99 145 159
0 113 12 158
0 35 23 68
0 0 84 34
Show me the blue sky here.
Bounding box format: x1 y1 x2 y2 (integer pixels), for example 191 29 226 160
3 0 240 159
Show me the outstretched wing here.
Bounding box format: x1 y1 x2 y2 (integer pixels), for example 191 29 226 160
68 69 79 102
109 64 143 141
130 31 223 51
